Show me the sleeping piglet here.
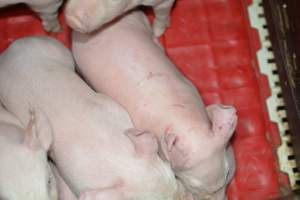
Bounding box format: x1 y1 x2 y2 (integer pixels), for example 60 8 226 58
0 0 62 32
0 36 190 200
49 162 78 200
64 0 175 36
72 10 237 199
0 105 58 200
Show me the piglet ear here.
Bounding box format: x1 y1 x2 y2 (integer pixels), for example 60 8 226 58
79 184 123 200
206 104 237 144
23 107 53 151
23 108 40 150
125 128 158 157
161 133 188 170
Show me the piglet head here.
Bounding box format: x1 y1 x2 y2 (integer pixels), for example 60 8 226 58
178 145 236 200
0 108 57 200
125 128 189 200
65 0 131 33
163 104 237 199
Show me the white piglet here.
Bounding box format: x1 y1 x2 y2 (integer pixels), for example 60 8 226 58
73 11 237 200
49 162 78 200
0 105 58 200
0 0 62 32
0 36 189 200
64 0 175 36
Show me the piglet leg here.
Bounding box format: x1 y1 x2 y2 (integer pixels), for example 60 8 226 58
29 0 63 32
152 0 175 37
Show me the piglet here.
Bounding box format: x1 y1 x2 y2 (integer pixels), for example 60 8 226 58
72 10 238 199
0 0 62 32
0 36 188 200
64 0 175 36
49 162 78 200
0 105 58 200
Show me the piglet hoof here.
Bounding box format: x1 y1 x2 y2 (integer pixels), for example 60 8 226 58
43 19 62 33
153 23 167 37
153 27 166 37
153 17 170 37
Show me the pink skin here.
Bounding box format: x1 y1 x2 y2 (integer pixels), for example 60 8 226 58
0 36 190 200
0 106 58 200
79 179 194 200
49 162 78 200
0 0 62 32
64 0 175 36
72 11 237 199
